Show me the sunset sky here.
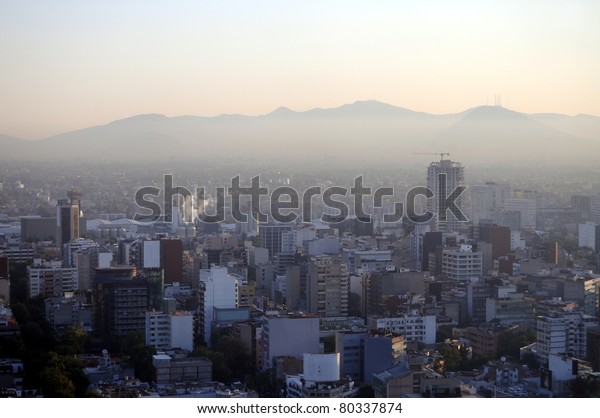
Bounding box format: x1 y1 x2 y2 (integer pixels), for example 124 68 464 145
1 0 599 139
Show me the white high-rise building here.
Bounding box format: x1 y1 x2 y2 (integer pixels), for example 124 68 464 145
536 309 598 366
145 311 194 352
27 259 78 298
426 159 465 232
198 266 240 346
441 245 482 281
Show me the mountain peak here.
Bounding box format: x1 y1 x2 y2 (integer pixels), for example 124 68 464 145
266 106 297 116
462 105 528 122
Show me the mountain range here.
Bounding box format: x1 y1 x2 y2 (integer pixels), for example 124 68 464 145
1 101 599 164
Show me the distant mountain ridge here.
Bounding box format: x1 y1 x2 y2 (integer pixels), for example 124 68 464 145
1 101 599 164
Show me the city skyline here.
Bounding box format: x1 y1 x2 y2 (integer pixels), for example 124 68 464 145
1 1 599 138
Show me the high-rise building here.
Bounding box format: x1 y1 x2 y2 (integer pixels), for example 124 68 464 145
441 245 482 282
0 256 9 305
591 195 600 224
260 313 320 371
56 198 80 253
485 286 535 327
426 159 465 232
367 314 436 344
421 231 442 273
579 222 600 252
466 281 492 325
536 309 598 366
563 276 600 317
336 330 368 382
361 271 426 316
307 255 349 317
198 266 240 346
27 259 78 298
160 238 183 284
258 222 293 260
586 327 600 372
91 266 148 338
21 216 57 242
145 310 194 352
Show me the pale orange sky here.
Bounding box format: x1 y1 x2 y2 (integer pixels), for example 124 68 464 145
1 1 599 139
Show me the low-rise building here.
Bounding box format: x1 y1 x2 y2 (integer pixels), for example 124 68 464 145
152 352 212 385
44 294 92 332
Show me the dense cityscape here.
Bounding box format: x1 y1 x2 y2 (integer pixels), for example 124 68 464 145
1 155 599 398
1 1 599 407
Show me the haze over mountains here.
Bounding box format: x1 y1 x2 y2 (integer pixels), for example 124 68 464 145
1 101 599 165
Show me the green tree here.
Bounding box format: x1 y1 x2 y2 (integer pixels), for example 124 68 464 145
213 335 253 379
62 356 90 397
248 368 278 397
10 302 30 324
497 330 536 361
8 263 28 304
192 345 231 383
128 343 155 383
569 375 599 397
441 345 462 372
38 366 76 397
57 325 91 355
321 335 336 354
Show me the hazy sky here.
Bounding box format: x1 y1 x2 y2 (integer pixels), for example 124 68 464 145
1 1 599 139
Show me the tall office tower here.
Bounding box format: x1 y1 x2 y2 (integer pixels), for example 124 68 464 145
91 266 148 338
258 222 293 260
56 198 80 253
469 182 512 225
426 158 465 232
160 238 183 285
307 255 349 317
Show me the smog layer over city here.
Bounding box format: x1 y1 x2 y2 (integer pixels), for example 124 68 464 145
1 1 600 401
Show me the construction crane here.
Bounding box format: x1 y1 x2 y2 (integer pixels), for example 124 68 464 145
411 152 450 160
